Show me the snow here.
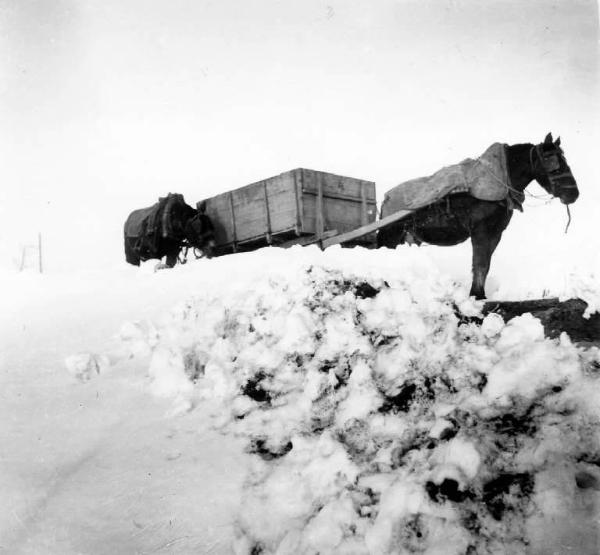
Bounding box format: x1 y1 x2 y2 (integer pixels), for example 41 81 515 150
1 245 600 554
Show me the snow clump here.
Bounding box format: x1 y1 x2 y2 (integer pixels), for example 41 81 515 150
124 260 600 554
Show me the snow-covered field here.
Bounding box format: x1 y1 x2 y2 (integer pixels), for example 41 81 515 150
2 244 600 554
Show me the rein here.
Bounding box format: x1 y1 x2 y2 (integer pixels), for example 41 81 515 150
565 205 572 234
178 245 189 264
178 241 207 264
474 157 525 200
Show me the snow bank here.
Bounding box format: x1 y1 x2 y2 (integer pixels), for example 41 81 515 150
118 247 600 555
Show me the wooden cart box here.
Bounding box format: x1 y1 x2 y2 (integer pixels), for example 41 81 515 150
201 169 377 254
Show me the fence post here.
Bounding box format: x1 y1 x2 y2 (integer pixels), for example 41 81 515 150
19 233 43 273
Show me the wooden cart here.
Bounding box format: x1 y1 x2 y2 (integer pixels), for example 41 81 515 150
201 168 377 254
200 168 415 255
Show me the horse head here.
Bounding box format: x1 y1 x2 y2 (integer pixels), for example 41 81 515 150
532 133 579 205
183 201 217 258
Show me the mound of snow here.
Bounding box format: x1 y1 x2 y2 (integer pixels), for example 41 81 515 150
64 352 110 381
120 250 600 555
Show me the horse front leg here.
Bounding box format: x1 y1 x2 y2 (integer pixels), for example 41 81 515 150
469 226 502 300
164 252 178 268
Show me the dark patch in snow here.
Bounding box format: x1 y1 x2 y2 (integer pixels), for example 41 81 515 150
439 424 458 441
183 352 204 382
334 278 382 299
482 473 533 520
438 373 458 394
337 419 372 458
575 471 600 490
462 510 482 535
452 302 483 326
379 378 437 414
475 373 488 392
332 361 353 389
242 372 271 403
248 438 293 461
489 411 536 437
426 478 472 503
577 453 600 467
391 432 433 467
319 360 336 373
353 281 381 299
379 383 417 413
399 514 427 551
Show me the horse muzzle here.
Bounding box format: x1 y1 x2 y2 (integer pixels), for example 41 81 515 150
552 175 579 205
559 185 579 205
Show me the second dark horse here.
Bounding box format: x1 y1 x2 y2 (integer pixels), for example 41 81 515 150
377 134 579 299
124 194 216 268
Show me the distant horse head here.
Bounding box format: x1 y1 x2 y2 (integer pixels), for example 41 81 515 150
184 201 217 258
532 133 579 205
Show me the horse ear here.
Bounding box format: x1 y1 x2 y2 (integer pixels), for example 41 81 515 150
544 133 553 144
555 136 561 147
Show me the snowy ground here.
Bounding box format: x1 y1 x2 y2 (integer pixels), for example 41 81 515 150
1 244 600 554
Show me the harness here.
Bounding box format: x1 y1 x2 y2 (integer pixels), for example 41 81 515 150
529 145 577 233
529 145 577 196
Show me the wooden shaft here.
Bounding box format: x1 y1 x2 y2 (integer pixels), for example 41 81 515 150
321 208 414 249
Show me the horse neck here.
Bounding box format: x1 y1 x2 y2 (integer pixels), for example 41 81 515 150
506 143 536 192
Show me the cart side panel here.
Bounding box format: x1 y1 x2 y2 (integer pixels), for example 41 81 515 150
203 171 300 251
230 181 269 242
265 171 300 237
203 169 376 253
301 170 377 239
302 170 377 202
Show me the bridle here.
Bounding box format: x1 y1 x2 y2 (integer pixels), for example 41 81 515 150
529 144 577 197
529 143 578 233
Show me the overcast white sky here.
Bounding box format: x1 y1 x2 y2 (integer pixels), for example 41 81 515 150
0 0 598 272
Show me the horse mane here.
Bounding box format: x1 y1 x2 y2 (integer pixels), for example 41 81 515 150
506 143 534 192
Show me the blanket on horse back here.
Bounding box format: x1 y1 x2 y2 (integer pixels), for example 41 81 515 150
125 193 185 257
382 143 520 217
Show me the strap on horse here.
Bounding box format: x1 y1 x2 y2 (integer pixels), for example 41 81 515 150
178 245 189 265
177 242 207 265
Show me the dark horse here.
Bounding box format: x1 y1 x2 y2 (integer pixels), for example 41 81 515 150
124 194 216 268
377 134 579 299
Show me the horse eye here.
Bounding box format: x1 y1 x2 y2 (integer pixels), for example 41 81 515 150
544 155 560 172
